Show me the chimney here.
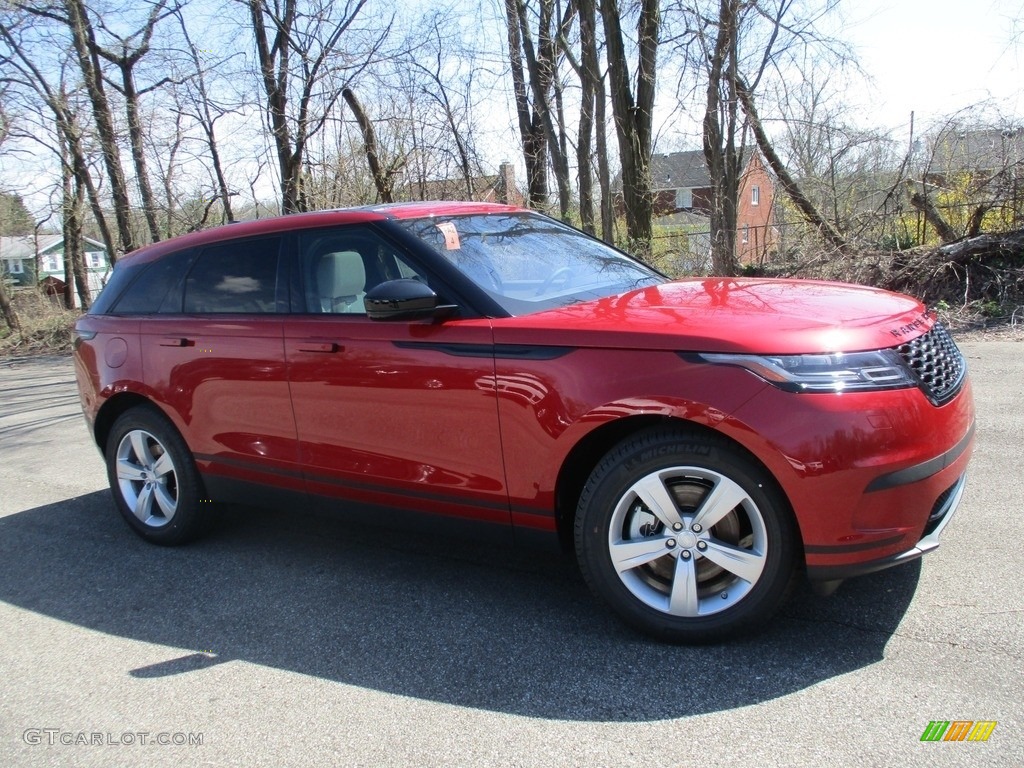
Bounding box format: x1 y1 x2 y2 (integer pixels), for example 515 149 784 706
497 162 516 205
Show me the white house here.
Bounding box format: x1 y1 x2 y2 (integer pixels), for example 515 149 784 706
0 234 110 307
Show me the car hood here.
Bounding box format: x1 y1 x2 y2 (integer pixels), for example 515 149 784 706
491 278 932 354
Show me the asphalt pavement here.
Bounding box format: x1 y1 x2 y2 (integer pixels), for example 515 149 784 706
0 342 1021 767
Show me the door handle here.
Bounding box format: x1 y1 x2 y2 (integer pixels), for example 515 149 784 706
159 337 193 347
297 341 342 353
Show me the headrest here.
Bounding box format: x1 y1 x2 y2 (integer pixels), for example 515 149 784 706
317 251 365 299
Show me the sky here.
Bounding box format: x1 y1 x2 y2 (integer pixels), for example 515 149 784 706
837 0 1023 132
2 0 1023 218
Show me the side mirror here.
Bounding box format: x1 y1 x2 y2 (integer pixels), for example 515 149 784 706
364 279 456 321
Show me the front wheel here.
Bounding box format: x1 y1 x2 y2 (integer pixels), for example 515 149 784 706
575 428 797 642
105 406 213 545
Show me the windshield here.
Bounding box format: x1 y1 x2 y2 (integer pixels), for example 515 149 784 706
394 213 664 315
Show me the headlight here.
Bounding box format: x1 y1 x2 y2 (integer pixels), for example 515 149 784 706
697 350 916 393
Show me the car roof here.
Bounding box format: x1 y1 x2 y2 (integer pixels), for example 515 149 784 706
115 201 530 267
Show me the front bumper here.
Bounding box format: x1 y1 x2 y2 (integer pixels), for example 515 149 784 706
805 472 967 584
719 370 975 584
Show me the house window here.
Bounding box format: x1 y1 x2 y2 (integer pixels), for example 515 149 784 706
675 187 693 210
87 252 104 269
751 185 760 206
45 255 59 272
742 225 750 244
7 259 24 275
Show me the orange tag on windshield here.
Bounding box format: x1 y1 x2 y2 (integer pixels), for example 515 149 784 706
436 222 461 251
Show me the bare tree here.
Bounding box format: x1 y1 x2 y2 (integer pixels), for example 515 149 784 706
92 0 179 243
10 0 178 256
911 116 1024 243
504 0 549 209
173 9 245 226
558 0 611 237
341 87 394 203
584 0 615 243
770 72 898 246
679 0 846 273
511 0 575 219
245 0 390 214
601 0 660 257
0 13 117 268
0 91 22 333
698 0 743 274
57 0 137 255
407 15 482 201
738 76 847 252
58 127 91 308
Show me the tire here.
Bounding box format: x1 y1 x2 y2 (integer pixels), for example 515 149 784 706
574 427 797 643
105 406 213 546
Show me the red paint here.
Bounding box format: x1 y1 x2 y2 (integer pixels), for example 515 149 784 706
73 202 975 583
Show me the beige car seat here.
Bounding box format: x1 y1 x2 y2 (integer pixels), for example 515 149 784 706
316 250 366 313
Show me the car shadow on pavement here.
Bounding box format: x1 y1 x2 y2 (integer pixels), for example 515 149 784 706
0 491 922 722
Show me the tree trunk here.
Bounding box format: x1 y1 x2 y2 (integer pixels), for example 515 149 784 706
69 178 92 310
0 278 21 335
118 62 161 243
601 0 659 257
513 0 574 220
342 88 393 203
59 133 75 309
248 0 303 213
575 0 599 236
504 0 548 208
703 0 741 276
64 0 136 254
66 120 117 265
906 183 960 243
594 70 614 244
737 77 848 253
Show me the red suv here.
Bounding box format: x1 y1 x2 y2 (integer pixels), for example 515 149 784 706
72 202 975 642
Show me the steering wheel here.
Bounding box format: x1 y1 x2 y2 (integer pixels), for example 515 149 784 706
537 266 574 296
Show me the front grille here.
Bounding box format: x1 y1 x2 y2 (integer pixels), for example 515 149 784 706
896 322 966 405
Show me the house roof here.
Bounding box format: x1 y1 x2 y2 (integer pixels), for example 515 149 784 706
0 236 40 261
928 127 1024 174
0 234 107 262
407 174 502 202
400 164 523 206
651 150 711 190
627 148 755 192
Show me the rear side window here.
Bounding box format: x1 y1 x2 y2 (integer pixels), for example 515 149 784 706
89 260 146 315
109 248 196 314
183 237 282 314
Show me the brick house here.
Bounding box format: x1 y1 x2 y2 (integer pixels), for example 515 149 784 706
403 162 524 206
648 149 777 264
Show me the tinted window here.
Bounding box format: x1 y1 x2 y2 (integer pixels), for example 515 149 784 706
183 237 282 314
298 229 425 314
89 260 146 315
110 249 196 315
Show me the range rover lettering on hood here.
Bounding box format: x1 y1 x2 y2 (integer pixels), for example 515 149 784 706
888 313 931 339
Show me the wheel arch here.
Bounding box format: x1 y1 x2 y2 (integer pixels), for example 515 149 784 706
93 393 169 453
553 415 800 554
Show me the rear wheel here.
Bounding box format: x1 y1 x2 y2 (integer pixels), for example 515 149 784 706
575 428 797 642
105 407 212 545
